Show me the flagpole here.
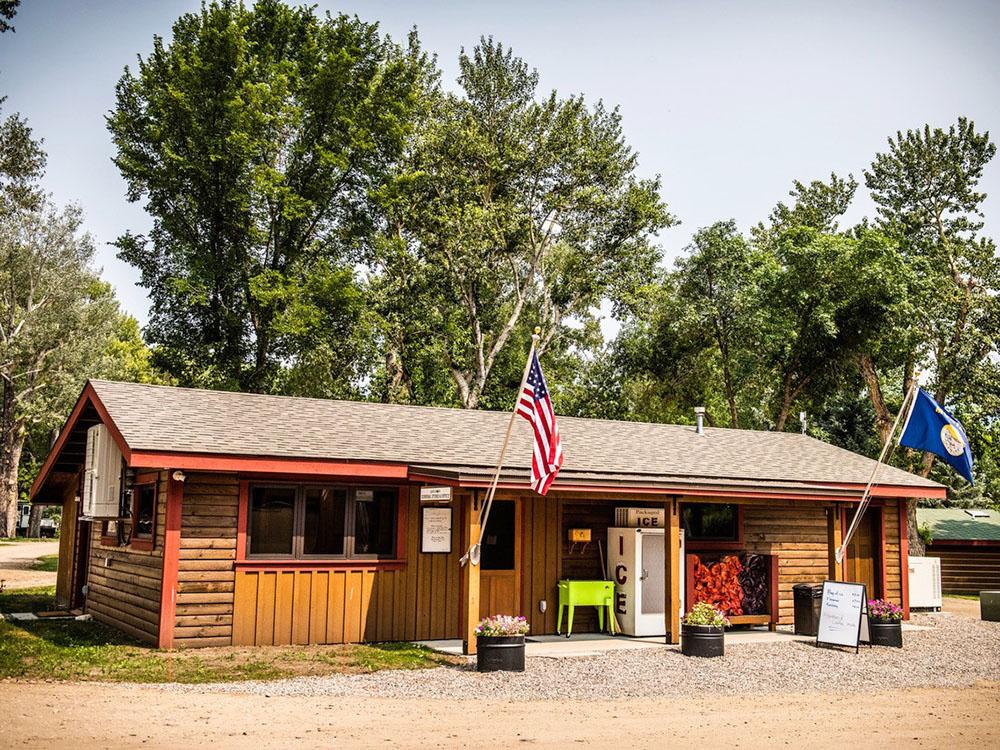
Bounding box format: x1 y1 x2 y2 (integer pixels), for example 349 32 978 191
460 328 541 567
836 379 919 564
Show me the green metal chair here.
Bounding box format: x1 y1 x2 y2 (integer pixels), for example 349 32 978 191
556 579 617 637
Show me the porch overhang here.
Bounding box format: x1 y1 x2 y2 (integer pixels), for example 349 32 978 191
407 464 948 501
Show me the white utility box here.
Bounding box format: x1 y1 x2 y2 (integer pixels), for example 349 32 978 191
607 526 684 636
82 424 122 519
908 555 942 610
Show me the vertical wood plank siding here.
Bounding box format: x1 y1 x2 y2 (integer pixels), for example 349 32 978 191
173 472 239 648
230 486 464 646
519 494 561 634
85 471 167 644
55 480 79 607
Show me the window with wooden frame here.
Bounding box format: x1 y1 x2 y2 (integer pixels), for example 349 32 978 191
247 484 398 560
130 481 157 551
682 503 744 550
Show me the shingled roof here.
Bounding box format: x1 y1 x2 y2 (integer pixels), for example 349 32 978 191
73 379 942 497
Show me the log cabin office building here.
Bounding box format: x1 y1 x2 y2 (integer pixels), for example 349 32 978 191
32 380 945 650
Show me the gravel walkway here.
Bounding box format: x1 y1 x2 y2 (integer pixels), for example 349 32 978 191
0 540 59 590
160 613 1000 700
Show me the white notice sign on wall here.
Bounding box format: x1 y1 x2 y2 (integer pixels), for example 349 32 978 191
421 506 453 553
817 580 869 651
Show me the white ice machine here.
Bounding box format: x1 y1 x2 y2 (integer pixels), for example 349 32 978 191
607 526 685 637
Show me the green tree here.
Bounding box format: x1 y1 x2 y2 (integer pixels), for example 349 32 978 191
754 172 858 241
763 227 909 431
0 0 19 34
109 0 432 394
864 118 1000 550
376 38 671 409
0 104 45 217
673 220 768 427
0 199 122 537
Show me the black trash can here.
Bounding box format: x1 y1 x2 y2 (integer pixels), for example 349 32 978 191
793 583 824 636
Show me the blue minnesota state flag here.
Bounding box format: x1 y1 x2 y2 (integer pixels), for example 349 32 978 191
899 388 974 484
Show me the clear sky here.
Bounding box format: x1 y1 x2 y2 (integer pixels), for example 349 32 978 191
1 0 998 327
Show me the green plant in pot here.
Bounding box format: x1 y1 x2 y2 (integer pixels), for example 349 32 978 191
681 602 729 658
475 615 530 672
868 599 903 648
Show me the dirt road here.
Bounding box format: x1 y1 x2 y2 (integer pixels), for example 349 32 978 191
4 681 998 749
0 540 59 590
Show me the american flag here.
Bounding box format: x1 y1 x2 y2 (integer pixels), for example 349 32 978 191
516 352 564 495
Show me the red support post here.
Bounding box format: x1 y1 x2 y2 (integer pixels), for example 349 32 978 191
899 500 910 620
769 554 780 629
157 473 183 649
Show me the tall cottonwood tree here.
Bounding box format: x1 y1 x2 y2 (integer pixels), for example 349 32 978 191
109 0 432 394
376 38 671 409
0 200 122 537
864 118 1000 550
673 221 767 428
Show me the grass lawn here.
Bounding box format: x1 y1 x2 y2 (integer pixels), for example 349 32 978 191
0 586 461 684
31 555 59 572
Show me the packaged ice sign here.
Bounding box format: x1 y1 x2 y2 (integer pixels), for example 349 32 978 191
816 580 871 652
614 507 665 528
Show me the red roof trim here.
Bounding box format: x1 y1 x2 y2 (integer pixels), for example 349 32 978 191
29 381 132 501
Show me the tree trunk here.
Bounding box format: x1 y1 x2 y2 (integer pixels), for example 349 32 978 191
906 499 925 556
775 371 794 431
0 380 23 539
27 504 42 538
859 354 893 444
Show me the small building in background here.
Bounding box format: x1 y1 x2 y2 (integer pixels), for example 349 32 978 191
920 507 1000 595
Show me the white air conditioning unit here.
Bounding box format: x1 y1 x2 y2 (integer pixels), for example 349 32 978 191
908 555 942 610
607 527 685 636
82 424 122 519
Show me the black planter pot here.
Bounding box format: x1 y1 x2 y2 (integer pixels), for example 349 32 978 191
681 624 725 658
869 620 903 648
476 635 526 672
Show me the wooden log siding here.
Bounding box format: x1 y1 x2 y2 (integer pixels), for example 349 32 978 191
85 471 167 644
926 546 1000 594
230 486 465 646
741 500 833 624
173 472 239 648
883 499 904 604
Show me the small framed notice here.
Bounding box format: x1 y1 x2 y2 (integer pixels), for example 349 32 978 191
421 506 453 554
420 486 453 503
816 580 871 652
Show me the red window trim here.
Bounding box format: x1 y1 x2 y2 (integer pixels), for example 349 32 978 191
100 520 118 548
130 480 157 551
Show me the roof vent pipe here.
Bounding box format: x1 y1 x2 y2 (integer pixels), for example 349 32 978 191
799 411 808 434
694 406 706 435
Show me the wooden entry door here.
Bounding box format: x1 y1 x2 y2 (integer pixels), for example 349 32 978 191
479 500 521 619
845 509 882 598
